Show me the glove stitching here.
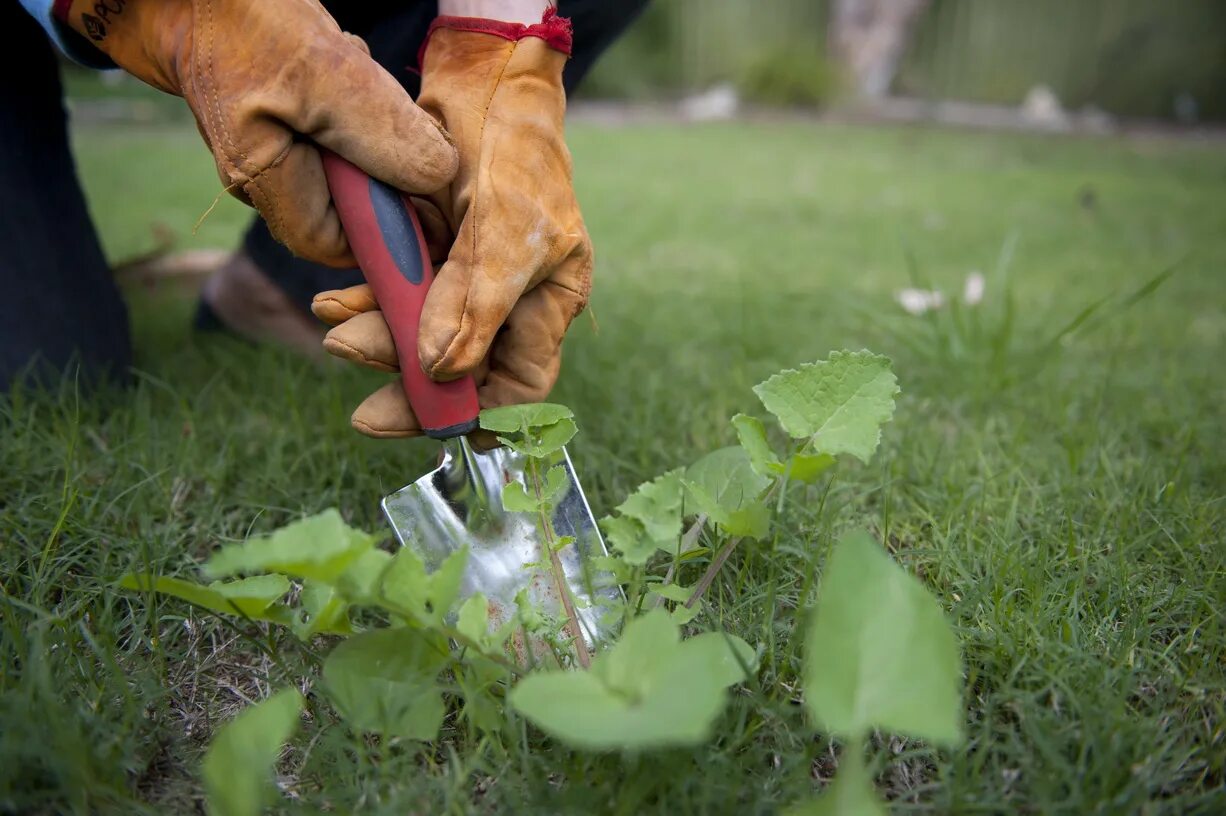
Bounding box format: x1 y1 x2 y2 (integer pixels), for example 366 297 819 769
199 0 284 240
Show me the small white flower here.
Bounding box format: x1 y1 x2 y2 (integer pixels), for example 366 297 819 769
963 271 986 305
895 288 945 315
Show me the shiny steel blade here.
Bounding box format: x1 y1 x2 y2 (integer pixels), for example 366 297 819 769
382 438 620 649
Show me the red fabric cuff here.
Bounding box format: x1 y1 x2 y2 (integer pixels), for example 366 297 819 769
52 0 73 22
417 7 573 70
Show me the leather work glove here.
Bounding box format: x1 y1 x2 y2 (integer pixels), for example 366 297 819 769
311 9 592 438
57 0 458 267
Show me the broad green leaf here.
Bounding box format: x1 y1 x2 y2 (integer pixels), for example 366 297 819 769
721 501 771 539
119 574 291 623
379 546 468 626
293 580 351 639
732 414 782 477
646 583 691 604
784 748 885 816
456 660 505 735
615 468 685 545
685 447 771 515
646 583 701 625
804 531 962 745
502 466 569 513
502 417 578 458
202 687 302 816
509 609 756 750
753 351 898 463
456 593 491 648
322 627 449 740
333 548 393 604
479 403 573 433
683 447 770 538
203 509 377 582
785 453 836 484
502 481 540 513
600 515 656 566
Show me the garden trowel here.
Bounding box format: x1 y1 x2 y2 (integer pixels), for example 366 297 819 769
322 154 618 652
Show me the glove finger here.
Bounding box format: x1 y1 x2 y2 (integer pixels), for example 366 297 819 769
323 310 398 372
248 142 355 267
312 284 378 325
418 256 522 381
478 276 587 409
409 196 454 264
351 381 421 438
293 38 457 195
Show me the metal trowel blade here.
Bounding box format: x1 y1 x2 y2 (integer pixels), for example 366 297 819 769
381 437 620 650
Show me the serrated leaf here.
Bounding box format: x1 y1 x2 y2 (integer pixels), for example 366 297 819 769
202 687 302 816
293 580 351 639
510 417 578 458
784 748 885 816
508 609 756 749
333 548 393 604
503 466 569 513
804 531 963 745
322 627 449 740
379 546 467 626
502 481 541 512
600 515 655 566
456 661 505 735
683 447 770 538
590 554 637 584
732 414 783 477
647 583 701 625
119 574 291 624
479 403 573 433
616 468 685 544
753 351 898 463
203 509 376 582
456 593 492 648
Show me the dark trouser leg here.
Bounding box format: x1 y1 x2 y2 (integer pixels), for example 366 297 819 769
238 0 651 315
0 6 130 391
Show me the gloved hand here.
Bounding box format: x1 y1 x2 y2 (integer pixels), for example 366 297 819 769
58 0 457 267
311 10 592 438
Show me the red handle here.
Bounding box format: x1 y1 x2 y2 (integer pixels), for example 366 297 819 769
322 152 479 439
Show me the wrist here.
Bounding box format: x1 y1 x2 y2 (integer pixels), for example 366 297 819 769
420 6 573 70
437 0 551 25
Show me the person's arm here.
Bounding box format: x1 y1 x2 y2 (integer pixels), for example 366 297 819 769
438 0 552 24
50 0 458 269
17 0 112 66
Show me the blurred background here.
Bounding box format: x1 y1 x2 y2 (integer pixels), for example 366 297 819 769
580 0 1226 122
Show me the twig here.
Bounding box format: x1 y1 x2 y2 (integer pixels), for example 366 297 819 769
685 535 743 609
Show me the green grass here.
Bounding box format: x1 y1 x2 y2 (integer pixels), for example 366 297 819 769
2 114 1223 814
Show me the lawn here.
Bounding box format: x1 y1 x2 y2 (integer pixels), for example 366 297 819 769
1 113 1223 814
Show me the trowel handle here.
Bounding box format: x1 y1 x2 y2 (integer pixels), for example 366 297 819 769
322 152 480 439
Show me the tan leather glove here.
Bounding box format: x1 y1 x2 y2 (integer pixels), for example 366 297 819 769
58 0 457 267
311 10 592 438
